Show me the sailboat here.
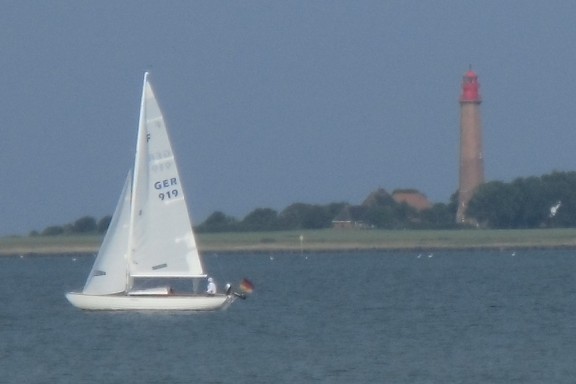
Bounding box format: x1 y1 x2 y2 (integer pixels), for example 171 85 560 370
66 73 239 311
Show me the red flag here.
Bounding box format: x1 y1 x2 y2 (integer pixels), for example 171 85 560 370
239 278 254 293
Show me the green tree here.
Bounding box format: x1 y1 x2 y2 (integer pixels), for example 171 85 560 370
361 206 394 228
278 203 336 229
468 181 519 228
240 208 279 231
73 216 97 233
419 203 455 229
541 171 576 227
278 203 310 229
468 171 576 228
196 211 238 233
511 176 548 228
42 226 64 236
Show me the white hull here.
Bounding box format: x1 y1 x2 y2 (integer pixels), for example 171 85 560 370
66 292 235 311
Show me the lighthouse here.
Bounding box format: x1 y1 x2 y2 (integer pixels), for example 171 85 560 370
456 69 484 224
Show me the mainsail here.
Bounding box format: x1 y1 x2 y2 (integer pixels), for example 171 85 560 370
128 73 204 278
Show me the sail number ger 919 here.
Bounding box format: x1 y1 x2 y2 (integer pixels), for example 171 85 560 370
155 178 179 201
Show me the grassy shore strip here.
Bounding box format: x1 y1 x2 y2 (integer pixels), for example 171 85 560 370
0 235 102 256
2 229 576 256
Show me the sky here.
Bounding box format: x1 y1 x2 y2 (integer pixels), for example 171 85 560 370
2 1 576 236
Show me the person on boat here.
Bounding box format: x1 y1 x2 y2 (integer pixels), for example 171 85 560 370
206 277 217 295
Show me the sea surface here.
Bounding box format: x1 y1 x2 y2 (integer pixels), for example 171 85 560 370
1 249 576 383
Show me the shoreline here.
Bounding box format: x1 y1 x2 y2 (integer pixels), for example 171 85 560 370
3 244 576 257
2 228 576 256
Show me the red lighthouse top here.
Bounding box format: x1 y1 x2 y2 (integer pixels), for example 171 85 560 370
460 69 481 103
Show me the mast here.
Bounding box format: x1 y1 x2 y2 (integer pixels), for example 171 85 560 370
125 72 150 291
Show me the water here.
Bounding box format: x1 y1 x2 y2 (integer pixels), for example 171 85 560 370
1 249 576 383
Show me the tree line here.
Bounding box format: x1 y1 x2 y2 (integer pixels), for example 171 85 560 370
467 171 576 228
30 171 576 236
31 216 112 237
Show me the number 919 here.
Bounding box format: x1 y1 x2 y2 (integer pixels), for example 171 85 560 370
159 189 179 200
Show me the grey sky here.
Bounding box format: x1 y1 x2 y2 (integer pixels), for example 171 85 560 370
2 2 576 236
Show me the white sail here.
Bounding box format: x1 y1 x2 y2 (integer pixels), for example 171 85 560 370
82 171 132 295
128 73 204 278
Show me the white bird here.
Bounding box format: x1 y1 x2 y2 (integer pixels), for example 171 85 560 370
549 201 562 218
